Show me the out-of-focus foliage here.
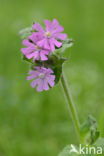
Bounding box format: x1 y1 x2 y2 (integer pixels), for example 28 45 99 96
0 0 104 156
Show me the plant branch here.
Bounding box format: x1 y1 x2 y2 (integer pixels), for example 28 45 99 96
61 72 80 143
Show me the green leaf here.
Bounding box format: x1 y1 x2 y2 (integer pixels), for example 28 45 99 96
58 145 91 156
54 66 62 84
51 54 67 84
90 128 100 145
55 38 74 54
94 137 104 150
19 27 33 39
22 54 33 64
58 145 79 156
80 115 97 134
80 115 100 144
58 144 103 156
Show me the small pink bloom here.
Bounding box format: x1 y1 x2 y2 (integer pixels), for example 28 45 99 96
27 67 55 92
21 33 50 61
32 19 67 51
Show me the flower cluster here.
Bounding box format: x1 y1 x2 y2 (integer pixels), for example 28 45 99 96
21 19 67 92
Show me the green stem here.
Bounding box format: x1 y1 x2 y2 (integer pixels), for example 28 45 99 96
61 72 80 143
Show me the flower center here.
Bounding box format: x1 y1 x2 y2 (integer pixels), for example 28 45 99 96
39 73 45 79
45 31 51 37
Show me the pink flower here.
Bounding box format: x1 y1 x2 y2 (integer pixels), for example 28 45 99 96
27 67 55 92
32 19 67 51
21 33 50 61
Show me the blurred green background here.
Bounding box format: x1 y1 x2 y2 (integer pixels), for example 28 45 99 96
0 0 104 155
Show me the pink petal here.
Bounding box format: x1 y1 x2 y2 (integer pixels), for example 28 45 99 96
29 32 43 43
37 38 46 48
44 20 51 31
21 48 27 54
22 39 33 47
47 68 54 74
47 75 55 87
57 25 64 32
44 39 50 49
21 47 35 55
32 23 44 33
42 50 49 55
53 39 62 47
41 67 48 72
40 52 48 61
52 19 59 27
27 74 37 80
52 25 64 34
26 53 36 59
49 38 55 51
34 67 43 73
31 79 39 88
54 33 67 40
36 79 44 92
43 79 49 91
34 67 41 70
29 70 39 75
33 51 39 60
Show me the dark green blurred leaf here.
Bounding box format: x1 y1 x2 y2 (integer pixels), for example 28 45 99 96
54 66 62 84
22 54 33 64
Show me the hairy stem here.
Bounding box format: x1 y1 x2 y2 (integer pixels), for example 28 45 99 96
61 72 80 143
